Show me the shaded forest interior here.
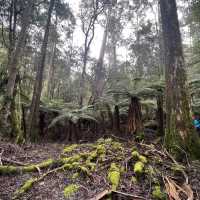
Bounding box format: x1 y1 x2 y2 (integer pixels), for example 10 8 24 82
1 0 200 199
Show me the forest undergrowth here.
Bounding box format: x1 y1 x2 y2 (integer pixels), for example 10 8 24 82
0 136 200 200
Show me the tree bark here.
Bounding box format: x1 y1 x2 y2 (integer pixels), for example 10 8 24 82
27 0 55 141
91 12 109 104
127 97 143 135
0 0 34 139
160 0 200 157
114 105 120 133
156 93 164 136
6 0 33 98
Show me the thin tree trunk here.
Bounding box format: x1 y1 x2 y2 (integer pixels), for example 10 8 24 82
27 0 55 141
160 0 200 157
156 93 164 136
114 105 120 133
91 15 109 104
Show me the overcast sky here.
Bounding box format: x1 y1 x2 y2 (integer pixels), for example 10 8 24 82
66 0 190 61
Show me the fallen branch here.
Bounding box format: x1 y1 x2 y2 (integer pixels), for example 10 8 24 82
89 189 111 200
1 157 27 166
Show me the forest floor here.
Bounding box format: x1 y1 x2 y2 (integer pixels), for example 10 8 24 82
0 136 200 200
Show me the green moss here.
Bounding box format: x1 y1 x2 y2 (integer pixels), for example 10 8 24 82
139 155 147 164
71 162 80 168
112 141 124 151
131 151 140 160
64 184 79 198
72 172 79 179
37 159 54 168
108 163 120 190
104 138 113 144
22 159 54 173
78 166 90 175
61 155 81 164
136 132 145 141
22 165 36 172
152 185 166 199
0 165 19 175
63 163 73 170
96 144 106 155
85 161 96 171
87 150 97 162
131 176 138 184
134 161 144 175
14 178 37 198
63 144 78 153
145 166 155 176
171 163 185 172
97 138 105 144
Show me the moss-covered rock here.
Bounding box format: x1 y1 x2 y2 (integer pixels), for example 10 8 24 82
63 184 79 198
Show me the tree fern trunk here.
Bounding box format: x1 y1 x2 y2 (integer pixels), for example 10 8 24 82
127 97 143 135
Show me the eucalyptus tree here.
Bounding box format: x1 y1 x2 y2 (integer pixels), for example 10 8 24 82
160 0 200 157
27 0 75 141
27 0 57 141
79 0 105 106
0 0 34 142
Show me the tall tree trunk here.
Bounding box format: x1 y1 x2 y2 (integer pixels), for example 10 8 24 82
27 0 55 141
160 0 200 157
6 0 33 98
0 0 33 139
46 15 57 99
46 41 56 99
7 0 17 64
157 1 164 78
91 13 109 104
